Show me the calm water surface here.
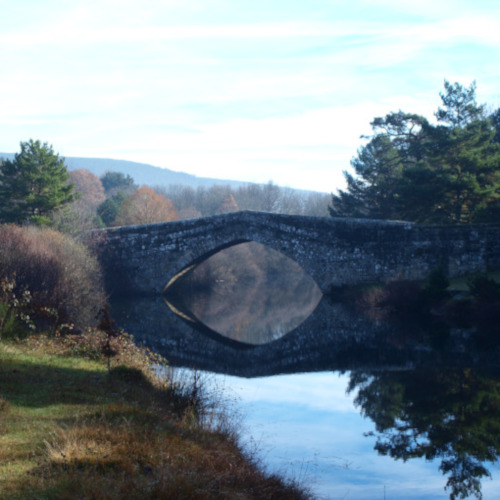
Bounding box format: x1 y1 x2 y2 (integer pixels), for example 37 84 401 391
110 243 500 499
218 371 500 500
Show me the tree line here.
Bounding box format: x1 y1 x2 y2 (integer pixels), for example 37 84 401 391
0 142 330 232
330 81 500 224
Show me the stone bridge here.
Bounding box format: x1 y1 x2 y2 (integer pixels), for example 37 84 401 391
89 211 500 296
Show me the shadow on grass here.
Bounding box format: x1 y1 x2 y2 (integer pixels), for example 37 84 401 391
0 354 193 422
0 349 312 500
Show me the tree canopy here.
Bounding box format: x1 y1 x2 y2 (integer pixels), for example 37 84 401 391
0 140 74 225
114 186 179 226
50 169 106 233
100 171 136 196
330 81 500 224
69 169 105 210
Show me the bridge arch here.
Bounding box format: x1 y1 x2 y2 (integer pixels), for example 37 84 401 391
160 221 333 291
163 238 252 290
89 211 500 297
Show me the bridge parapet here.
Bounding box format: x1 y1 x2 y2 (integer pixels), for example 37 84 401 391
87 211 500 296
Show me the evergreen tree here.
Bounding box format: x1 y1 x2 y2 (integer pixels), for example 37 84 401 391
97 191 129 226
100 171 136 196
435 80 485 127
491 108 500 144
330 81 500 223
0 140 74 225
330 111 431 219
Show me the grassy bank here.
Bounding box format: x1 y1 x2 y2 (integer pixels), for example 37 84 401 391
0 335 310 500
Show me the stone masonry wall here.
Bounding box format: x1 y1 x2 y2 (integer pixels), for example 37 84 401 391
87 211 500 296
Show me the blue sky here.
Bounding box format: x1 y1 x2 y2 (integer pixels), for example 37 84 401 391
1 0 500 192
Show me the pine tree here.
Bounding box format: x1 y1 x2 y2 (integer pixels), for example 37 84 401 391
330 82 500 223
0 140 74 225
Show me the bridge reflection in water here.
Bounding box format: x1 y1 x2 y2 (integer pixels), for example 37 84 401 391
109 287 499 378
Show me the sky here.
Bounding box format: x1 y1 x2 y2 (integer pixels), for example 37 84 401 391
1 1 500 193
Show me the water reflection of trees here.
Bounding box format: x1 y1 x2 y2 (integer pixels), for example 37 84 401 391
348 368 500 499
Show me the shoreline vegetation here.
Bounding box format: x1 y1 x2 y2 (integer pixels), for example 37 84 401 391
327 269 500 348
0 224 311 499
0 333 311 500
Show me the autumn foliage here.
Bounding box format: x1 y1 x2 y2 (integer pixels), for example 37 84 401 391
114 186 179 226
69 169 106 209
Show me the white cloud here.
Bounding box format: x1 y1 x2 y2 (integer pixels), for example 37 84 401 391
222 371 357 413
1 1 500 191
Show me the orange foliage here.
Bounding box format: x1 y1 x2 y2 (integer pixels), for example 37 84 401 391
69 169 106 209
216 193 239 214
114 186 179 226
0 224 105 327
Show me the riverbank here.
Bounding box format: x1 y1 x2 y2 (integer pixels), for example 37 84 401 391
328 271 500 334
0 334 311 500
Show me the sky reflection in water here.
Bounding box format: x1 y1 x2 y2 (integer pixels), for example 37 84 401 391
215 372 500 500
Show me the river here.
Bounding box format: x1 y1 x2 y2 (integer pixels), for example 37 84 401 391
109 242 500 499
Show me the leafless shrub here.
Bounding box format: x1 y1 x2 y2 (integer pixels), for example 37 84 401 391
0 224 106 328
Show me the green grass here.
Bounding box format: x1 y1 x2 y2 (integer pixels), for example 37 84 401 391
0 336 311 500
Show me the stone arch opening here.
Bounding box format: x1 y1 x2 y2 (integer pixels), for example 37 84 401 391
163 240 323 345
164 238 252 290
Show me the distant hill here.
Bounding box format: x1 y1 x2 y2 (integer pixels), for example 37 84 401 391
0 153 247 190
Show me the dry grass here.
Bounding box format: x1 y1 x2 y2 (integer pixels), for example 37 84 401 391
0 335 311 500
